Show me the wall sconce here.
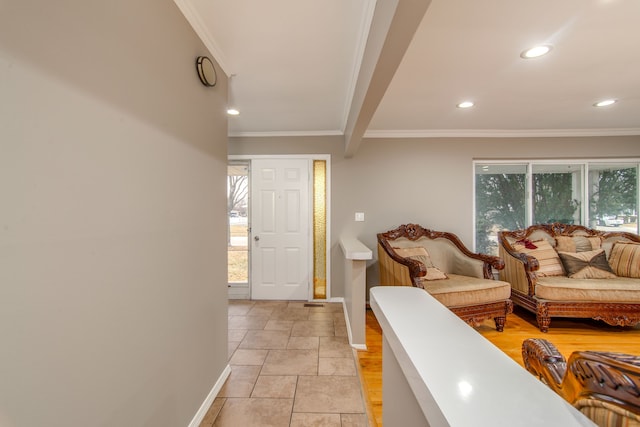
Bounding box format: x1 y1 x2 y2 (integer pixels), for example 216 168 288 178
196 56 217 87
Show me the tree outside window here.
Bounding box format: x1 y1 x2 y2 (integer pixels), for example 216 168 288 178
589 164 637 231
532 164 582 225
475 161 638 255
475 164 526 255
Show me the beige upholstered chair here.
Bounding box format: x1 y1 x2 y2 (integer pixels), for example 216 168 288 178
522 338 640 427
377 223 513 331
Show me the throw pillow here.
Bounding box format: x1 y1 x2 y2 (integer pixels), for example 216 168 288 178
586 236 603 250
393 247 434 267
393 246 448 281
555 235 602 253
513 239 565 277
557 249 616 279
416 264 448 281
608 242 640 278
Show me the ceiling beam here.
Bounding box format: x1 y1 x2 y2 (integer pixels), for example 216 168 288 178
343 0 432 158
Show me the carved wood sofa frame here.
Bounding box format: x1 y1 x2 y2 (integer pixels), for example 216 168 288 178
498 223 640 332
522 338 640 426
377 223 513 331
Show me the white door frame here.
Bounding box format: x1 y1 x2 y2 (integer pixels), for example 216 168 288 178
229 154 331 301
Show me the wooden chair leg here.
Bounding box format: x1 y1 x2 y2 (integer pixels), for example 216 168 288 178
536 304 551 333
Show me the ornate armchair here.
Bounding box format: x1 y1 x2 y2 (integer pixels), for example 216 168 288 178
522 338 640 427
377 224 513 331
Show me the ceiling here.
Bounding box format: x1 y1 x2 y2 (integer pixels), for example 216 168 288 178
176 0 640 153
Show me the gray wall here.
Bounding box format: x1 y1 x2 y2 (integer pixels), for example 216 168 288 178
0 1 229 426
230 135 640 299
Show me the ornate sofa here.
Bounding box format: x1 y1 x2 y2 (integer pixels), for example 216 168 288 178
498 223 640 332
377 224 513 331
522 338 640 427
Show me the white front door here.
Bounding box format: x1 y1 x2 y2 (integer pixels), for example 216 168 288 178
251 158 310 300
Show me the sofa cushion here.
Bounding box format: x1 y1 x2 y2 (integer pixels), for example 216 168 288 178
557 249 616 279
608 242 640 278
514 239 565 277
555 235 602 253
394 247 448 280
535 276 640 302
422 274 511 307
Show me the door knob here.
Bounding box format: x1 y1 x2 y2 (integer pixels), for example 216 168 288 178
254 236 260 241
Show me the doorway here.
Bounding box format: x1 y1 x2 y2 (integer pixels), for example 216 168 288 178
227 155 330 301
251 158 309 300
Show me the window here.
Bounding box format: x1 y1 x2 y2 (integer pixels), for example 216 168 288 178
532 164 582 226
475 164 526 255
588 163 638 232
474 160 639 255
228 162 249 284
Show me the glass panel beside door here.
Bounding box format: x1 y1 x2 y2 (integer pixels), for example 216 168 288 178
228 162 249 296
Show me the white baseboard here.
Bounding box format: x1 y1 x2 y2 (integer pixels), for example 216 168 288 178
188 364 231 427
342 302 355 349
339 299 368 351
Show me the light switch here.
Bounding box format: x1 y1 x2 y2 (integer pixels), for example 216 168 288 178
355 212 365 222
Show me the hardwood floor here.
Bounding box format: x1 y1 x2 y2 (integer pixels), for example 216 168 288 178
357 310 384 427
356 305 640 427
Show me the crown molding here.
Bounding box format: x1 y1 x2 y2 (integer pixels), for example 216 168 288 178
228 130 344 138
363 128 640 139
173 0 232 76
228 127 640 139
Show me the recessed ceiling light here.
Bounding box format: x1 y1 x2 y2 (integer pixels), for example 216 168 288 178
227 108 240 116
520 45 552 59
593 99 617 107
457 101 474 109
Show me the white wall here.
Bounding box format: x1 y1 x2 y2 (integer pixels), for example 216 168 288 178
230 135 640 298
0 1 229 426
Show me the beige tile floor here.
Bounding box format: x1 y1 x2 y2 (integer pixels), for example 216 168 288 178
200 300 369 427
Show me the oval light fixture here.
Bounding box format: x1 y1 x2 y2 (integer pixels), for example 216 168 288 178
196 56 217 87
520 45 552 59
226 108 240 116
593 99 617 107
457 101 474 109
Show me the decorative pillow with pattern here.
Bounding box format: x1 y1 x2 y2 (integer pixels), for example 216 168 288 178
555 235 602 253
608 242 640 278
393 247 448 281
557 249 616 279
513 239 565 277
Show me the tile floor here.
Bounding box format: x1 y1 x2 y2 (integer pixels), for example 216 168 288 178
199 300 369 427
